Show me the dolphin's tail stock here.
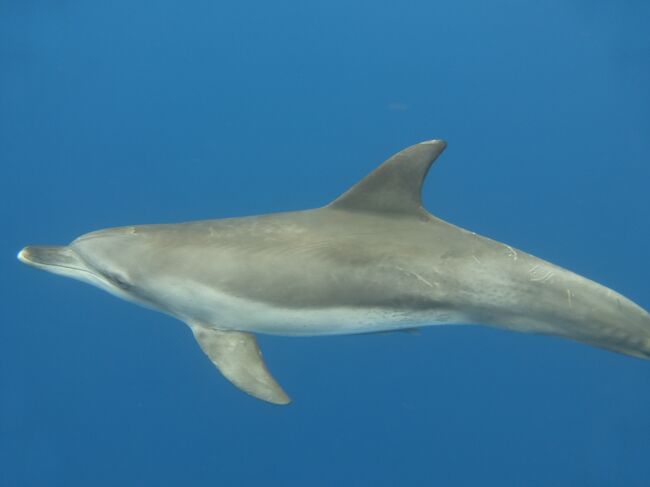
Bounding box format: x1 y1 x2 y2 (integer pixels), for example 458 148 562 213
483 250 650 361
572 289 650 360
542 282 650 360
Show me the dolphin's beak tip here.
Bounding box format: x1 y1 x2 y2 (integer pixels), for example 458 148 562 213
17 246 31 264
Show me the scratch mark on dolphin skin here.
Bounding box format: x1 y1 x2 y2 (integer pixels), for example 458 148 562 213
472 255 482 264
566 289 573 307
528 264 555 283
504 245 518 261
530 270 554 282
396 266 437 288
412 272 436 288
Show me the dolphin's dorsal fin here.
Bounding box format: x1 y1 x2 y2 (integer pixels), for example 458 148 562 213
328 140 447 216
188 324 290 405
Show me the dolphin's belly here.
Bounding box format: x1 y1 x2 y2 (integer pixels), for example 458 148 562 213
147 276 463 335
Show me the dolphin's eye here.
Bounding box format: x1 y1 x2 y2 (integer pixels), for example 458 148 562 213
106 273 131 290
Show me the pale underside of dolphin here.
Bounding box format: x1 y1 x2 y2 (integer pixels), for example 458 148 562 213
18 140 650 405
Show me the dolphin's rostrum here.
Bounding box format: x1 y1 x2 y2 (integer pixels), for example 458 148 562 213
18 140 650 405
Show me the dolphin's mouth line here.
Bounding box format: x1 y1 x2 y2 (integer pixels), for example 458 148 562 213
34 261 96 276
18 246 135 302
18 246 99 279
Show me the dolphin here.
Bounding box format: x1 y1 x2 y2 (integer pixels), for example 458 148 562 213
18 140 650 405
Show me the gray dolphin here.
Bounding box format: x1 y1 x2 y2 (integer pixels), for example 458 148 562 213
18 140 650 405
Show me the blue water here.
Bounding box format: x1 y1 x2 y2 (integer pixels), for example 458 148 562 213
2 1 649 486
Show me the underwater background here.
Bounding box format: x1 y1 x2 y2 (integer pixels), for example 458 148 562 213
1 1 649 485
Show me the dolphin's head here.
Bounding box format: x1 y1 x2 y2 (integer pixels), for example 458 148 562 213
18 226 151 304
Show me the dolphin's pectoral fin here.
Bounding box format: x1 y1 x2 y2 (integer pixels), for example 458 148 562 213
328 139 447 217
188 324 291 405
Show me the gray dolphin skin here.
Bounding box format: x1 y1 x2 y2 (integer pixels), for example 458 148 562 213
18 140 650 405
